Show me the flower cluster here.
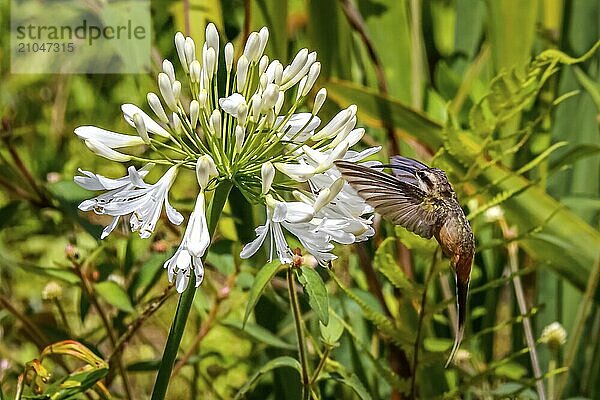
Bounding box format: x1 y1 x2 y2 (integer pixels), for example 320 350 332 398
74 24 379 292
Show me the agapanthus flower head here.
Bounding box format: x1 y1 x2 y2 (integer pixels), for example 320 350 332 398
74 24 379 292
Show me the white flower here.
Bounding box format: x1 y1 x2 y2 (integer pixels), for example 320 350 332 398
75 126 145 148
164 192 210 292
540 322 567 349
77 165 183 239
241 195 330 264
75 23 380 290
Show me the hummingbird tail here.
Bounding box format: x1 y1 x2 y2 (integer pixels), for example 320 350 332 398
445 278 469 367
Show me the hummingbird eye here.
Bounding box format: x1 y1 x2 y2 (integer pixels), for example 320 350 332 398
416 170 434 188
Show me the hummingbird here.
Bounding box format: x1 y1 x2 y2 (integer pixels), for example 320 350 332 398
335 156 474 365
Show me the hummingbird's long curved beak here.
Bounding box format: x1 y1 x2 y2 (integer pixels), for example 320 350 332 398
445 277 469 367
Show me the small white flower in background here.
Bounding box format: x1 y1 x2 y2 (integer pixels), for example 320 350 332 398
42 281 63 301
484 205 504 223
540 321 567 349
74 24 379 292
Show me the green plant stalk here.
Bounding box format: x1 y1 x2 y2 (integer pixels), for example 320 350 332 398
151 181 233 400
287 267 310 389
554 256 600 400
310 345 331 385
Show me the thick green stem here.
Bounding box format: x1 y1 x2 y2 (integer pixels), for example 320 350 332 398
287 268 310 388
151 181 233 400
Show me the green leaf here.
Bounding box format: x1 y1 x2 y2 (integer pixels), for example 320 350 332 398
221 319 295 350
549 144 600 173
319 312 344 346
373 237 421 296
93 281 134 313
328 372 373 400
297 266 329 325
233 356 301 400
243 260 282 326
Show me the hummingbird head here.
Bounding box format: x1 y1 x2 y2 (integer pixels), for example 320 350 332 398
415 168 455 199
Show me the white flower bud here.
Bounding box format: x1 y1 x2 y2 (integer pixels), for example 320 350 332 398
198 89 208 109
484 206 504 222
265 110 275 128
258 27 269 56
171 113 182 135
261 83 279 112
172 80 181 103
189 60 201 83
133 113 150 144
261 161 275 194
85 139 132 162
174 32 188 73
236 55 249 91
147 92 169 123
184 36 196 65
266 60 281 82
260 73 269 90
275 91 285 115
210 109 222 137
303 62 321 96
274 62 283 85
190 100 200 129
206 23 219 54
162 59 176 82
158 73 177 111
243 32 261 62
196 154 218 190
251 93 262 119
315 140 350 173
237 103 248 126
235 125 245 151
205 47 216 79
313 188 331 213
259 55 269 76
225 42 234 73
312 107 353 141
282 48 308 83
312 88 327 115
296 76 308 101
281 51 317 91
329 177 345 198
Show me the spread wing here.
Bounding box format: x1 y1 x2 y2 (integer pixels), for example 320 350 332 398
335 161 445 239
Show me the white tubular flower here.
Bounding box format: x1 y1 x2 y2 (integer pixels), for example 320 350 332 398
75 24 379 288
261 162 275 194
159 73 177 111
241 195 320 264
243 32 261 62
196 154 218 190
224 42 234 73
164 192 210 293
190 100 200 129
122 104 170 138
75 126 144 148
236 55 250 90
162 59 176 82
313 88 327 114
219 93 246 118
132 113 149 144
174 32 188 73
275 113 321 142
146 93 170 124
77 165 182 239
84 140 133 162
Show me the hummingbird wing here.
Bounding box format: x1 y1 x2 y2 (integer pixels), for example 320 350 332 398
335 161 445 239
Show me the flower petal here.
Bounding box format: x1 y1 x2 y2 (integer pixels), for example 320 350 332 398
121 104 171 138
75 126 145 148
